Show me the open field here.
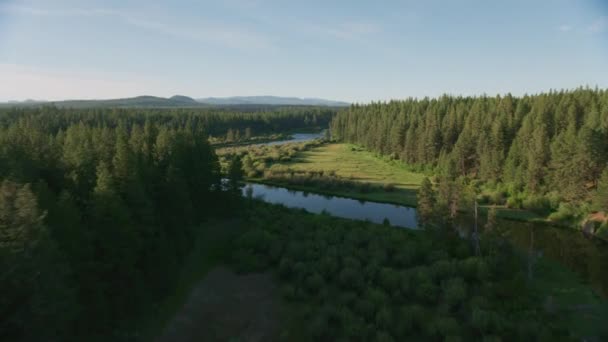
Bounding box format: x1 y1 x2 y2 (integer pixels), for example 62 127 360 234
263 143 425 206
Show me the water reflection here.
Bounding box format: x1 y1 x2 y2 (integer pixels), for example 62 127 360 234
243 183 418 228
254 131 326 146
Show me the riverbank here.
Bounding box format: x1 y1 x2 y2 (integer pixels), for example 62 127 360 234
245 143 556 224
210 133 291 148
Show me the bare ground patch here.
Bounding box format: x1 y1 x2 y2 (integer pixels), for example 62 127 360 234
156 267 279 342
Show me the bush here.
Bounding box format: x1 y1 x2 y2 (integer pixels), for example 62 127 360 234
506 196 522 209
548 202 584 223
305 273 325 293
488 190 505 205
521 195 551 214
443 277 467 306
383 183 396 192
359 182 372 193
596 221 608 239
308 313 330 339
281 284 296 301
229 203 566 340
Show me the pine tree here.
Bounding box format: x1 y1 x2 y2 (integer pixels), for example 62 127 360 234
593 168 608 212
228 155 244 193
226 128 235 142
417 177 435 226
0 181 75 340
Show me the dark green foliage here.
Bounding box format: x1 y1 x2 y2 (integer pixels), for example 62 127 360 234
233 203 569 341
228 155 244 193
417 177 435 225
593 168 608 212
331 88 608 214
0 105 334 144
0 108 255 340
0 181 76 341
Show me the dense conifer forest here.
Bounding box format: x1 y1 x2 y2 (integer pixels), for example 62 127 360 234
0 106 334 142
0 106 332 340
331 88 608 220
1 100 607 341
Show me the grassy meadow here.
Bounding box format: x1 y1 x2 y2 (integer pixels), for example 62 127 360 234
257 143 424 206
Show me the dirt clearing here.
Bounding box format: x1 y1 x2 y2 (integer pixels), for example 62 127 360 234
156 267 279 342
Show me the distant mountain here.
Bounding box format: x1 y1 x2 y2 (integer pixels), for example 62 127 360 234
169 95 198 103
0 95 349 108
196 96 349 107
0 95 207 108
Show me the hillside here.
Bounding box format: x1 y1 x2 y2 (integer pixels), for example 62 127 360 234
1 95 349 108
197 96 350 107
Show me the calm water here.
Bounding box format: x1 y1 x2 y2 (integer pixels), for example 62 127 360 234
244 182 608 297
255 131 326 146
243 183 418 228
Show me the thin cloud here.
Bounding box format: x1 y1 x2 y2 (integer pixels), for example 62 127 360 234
0 4 275 50
587 16 607 33
308 21 381 42
557 24 572 32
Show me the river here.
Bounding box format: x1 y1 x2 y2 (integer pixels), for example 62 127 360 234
254 131 326 146
243 182 608 297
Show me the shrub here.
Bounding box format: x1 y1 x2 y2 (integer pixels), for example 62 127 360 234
305 273 325 294
521 195 551 214
434 316 460 337
506 196 521 209
359 182 372 193
339 267 361 289
383 183 396 192
443 277 467 306
375 331 395 342
375 307 393 330
488 190 505 205
308 313 329 339
548 202 583 223
281 284 296 301
596 221 608 239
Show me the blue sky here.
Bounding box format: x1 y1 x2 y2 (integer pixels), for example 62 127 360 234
0 0 607 102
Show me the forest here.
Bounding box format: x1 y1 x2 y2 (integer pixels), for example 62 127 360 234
1 99 607 341
0 105 334 143
0 104 338 340
331 88 608 224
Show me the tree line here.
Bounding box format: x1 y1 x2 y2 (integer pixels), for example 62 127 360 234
0 105 335 141
331 88 608 219
0 108 252 340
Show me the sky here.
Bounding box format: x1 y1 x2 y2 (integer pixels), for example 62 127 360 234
0 0 607 103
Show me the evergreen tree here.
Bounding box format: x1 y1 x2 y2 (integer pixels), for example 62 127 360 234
593 168 608 212
228 156 244 193
417 177 435 226
0 181 75 340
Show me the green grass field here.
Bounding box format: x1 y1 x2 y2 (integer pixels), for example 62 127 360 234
273 143 425 206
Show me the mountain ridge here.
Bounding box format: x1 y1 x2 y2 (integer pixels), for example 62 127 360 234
1 95 349 108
